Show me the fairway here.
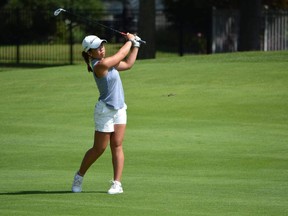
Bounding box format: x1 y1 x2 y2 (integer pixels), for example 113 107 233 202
0 51 287 215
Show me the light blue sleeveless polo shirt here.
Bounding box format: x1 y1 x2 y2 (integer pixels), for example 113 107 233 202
91 59 125 110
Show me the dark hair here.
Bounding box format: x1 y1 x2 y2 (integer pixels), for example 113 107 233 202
82 51 93 72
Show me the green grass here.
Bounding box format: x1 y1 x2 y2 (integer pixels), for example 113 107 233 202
0 44 122 64
0 51 287 215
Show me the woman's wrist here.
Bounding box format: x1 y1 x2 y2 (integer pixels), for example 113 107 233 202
127 37 140 48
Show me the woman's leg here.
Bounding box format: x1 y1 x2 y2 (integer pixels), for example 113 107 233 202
110 124 126 181
78 131 111 176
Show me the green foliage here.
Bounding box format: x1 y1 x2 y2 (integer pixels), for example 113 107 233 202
0 0 103 45
164 0 288 11
3 0 103 10
263 0 288 9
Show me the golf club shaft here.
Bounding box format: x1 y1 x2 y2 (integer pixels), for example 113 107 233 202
54 8 146 44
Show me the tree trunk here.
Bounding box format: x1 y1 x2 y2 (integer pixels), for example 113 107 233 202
138 0 156 59
239 0 262 51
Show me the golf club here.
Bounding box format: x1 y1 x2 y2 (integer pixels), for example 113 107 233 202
54 8 146 44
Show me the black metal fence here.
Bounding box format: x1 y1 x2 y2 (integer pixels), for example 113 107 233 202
1 8 287 65
0 8 207 65
212 9 288 53
0 8 131 65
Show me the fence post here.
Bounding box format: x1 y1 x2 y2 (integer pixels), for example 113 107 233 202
69 21 73 65
206 7 213 54
16 8 20 64
178 22 184 56
264 9 268 51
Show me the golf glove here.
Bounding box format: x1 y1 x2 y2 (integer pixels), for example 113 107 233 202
134 35 142 42
132 35 141 48
129 38 140 48
127 34 141 48
132 40 141 48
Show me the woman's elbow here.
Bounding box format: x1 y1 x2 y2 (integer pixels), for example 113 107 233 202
124 62 134 70
126 64 133 70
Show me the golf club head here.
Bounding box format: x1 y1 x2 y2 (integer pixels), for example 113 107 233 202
54 8 66 16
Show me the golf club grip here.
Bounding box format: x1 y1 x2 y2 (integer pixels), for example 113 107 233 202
120 32 146 44
138 39 147 44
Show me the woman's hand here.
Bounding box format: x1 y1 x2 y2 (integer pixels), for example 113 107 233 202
126 33 140 48
125 33 136 41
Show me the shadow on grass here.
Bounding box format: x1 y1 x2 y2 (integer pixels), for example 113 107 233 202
0 190 107 195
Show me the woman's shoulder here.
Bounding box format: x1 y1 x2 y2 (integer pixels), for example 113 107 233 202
93 58 111 78
92 58 101 65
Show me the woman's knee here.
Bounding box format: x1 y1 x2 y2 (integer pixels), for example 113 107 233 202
93 131 110 152
92 142 108 155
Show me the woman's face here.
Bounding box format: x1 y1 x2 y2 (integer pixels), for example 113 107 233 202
89 43 105 59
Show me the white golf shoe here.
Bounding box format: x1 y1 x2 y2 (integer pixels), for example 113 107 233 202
72 173 83 193
108 181 123 195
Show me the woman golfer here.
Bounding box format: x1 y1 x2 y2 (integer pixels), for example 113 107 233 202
72 33 140 194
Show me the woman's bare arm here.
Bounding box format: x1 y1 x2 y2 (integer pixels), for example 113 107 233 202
116 47 139 71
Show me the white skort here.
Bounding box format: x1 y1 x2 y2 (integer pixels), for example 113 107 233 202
94 100 127 132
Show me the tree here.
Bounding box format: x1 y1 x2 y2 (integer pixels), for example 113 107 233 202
138 0 156 59
2 0 103 11
239 0 262 51
164 0 215 54
122 0 134 33
263 0 288 9
0 0 103 44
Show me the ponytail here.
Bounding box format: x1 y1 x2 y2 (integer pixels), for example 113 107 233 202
82 51 93 72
